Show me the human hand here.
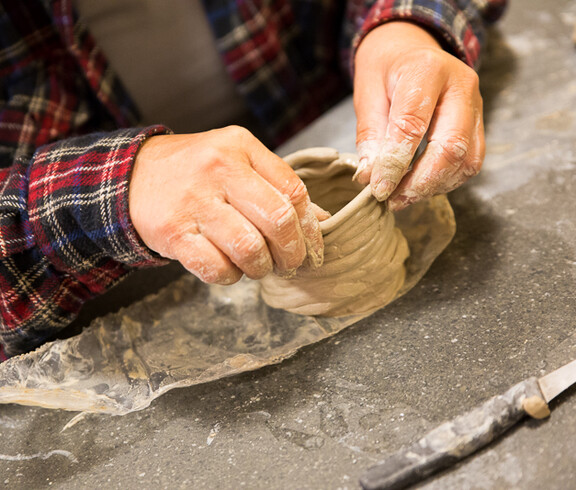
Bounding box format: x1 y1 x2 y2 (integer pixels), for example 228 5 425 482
129 126 326 285
353 21 485 210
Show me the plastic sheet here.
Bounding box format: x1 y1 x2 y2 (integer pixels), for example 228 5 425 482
0 195 455 415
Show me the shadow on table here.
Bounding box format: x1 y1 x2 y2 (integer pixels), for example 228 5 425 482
54 261 188 341
479 27 518 128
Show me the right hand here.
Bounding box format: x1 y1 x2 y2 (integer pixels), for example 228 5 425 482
129 126 325 285
353 21 485 210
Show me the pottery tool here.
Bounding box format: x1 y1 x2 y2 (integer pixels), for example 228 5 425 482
359 358 576 490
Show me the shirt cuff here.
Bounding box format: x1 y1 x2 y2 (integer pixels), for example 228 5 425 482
28 125 171 288
354 0 486 69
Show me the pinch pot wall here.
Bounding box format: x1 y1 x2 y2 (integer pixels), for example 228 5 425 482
259 148 410 317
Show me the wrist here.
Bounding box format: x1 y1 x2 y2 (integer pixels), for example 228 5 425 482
359 21 442 55
129 134 169 252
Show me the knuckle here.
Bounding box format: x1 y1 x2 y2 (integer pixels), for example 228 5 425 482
199 144 227 169
454 68 480 97
410 49 453 82
356 121 387 145
394 113 428 141
464 68 480 89
230 232 267 258
228 233 273 277
416 49 443 71
439 135 470 167
356 127 380 147
231 233 273 279
269 202 299 233
284 178 308 206
155 220 185 257
221 125 253 143
156 217 178 238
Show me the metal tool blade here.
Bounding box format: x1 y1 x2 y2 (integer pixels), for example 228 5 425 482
360 336 576 490
538 358 576 403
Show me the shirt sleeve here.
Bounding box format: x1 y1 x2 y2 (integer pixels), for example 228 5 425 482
347 0 507 70
0 126 170 360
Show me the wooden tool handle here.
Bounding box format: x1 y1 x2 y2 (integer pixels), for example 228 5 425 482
360 377 546 490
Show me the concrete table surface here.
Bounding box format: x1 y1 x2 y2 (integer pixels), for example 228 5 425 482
2 0 576 488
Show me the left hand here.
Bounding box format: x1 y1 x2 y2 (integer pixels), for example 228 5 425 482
353 21 485 210
129 127 326 285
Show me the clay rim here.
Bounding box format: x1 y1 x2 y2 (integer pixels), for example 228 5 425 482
319 185 382 235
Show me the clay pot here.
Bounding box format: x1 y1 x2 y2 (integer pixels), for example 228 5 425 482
259 147 409 317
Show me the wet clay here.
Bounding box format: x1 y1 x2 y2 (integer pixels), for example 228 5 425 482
260 148 410 316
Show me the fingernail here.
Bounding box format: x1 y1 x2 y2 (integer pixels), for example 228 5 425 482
373 179 395 201
310 202 331 221
389 194 418 211
352 157 368 182
357 139 379 161
302 202 325 269
218 273 240 285
308 239 324 269
305 229 324 269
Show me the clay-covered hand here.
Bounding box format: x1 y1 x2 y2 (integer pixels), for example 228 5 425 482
353 21 485 210
129 126 326 285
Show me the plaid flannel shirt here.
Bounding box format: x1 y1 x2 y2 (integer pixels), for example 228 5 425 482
0 0 506 360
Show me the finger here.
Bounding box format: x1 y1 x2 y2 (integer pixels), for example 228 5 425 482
370 70 445 201
388 90 483 210
224 170 308 272
310 202 331 221
170 232 243 285
246 143 325 269
200 200 274 280
353 65 390 185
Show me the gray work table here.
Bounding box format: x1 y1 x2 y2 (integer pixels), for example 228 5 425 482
2 0 576 488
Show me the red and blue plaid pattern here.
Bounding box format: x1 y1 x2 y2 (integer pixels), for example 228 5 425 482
0 127 169 359
0 0 505 359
